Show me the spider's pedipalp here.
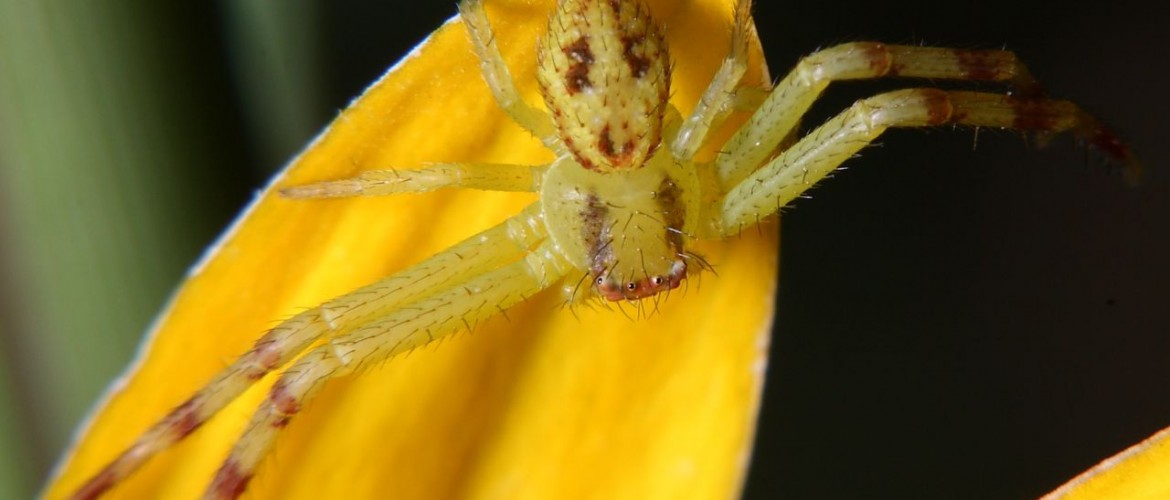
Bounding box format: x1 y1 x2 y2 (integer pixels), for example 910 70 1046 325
717 42 1056 188
719 88 1137 234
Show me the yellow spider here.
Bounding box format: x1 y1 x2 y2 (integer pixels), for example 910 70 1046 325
52 0 1137 498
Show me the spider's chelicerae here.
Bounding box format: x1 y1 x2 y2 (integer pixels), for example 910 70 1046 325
72 0 1136 498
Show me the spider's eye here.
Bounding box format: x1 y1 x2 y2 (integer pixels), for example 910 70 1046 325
650 276 664 286
595 276 605 285
626 282 637 291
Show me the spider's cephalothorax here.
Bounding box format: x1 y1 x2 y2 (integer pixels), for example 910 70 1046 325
541 151 699 301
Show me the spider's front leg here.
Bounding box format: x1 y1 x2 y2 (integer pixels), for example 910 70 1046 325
279 162 543 198
206 236 569 499
71 203 553 500
716 88 1138 235
714 42 1097 188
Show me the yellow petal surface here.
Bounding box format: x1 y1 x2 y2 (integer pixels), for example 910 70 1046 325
46 1 775 499
1044 427 1170 499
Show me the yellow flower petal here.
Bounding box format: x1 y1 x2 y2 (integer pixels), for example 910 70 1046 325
46 1 775 499
1044 427 1170 499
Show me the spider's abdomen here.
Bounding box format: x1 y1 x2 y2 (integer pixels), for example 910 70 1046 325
536 0 670 172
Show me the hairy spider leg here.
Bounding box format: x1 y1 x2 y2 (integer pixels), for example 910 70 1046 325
670 0 758 161
720 88 1130 233
71 204 550 500
280 163 545 198
206 240 570 500
461 0 558 145
715 42 1138 189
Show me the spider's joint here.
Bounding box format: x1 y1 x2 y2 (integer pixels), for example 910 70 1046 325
794 62 819 87
318 305 344 331
851 99 880 132
327 339 356 367
524 247 567 287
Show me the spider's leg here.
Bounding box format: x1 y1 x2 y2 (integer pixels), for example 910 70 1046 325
280 162 544 198
206 241 570 499
717 42 1057 187
460 0 557 145
72 204 549 500
718 88 1139 235
671 0 758 160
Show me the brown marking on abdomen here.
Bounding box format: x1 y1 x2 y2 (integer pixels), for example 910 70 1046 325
597 124 634 165
564 36 594 94
621 34 651 78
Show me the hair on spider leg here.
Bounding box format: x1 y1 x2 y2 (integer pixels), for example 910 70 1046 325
494 304 512 322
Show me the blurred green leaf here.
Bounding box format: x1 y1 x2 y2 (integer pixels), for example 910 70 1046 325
0 1 319 492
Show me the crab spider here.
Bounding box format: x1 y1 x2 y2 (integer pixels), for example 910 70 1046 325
67 0 1137 498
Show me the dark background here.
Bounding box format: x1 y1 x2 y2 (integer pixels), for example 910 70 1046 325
0 1 1165 498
